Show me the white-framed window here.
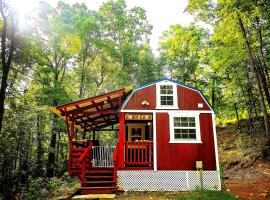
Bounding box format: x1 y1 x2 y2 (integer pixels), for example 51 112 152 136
169 112 201 143
156 82 178 109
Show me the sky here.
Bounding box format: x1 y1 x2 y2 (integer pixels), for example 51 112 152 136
10 0 208 55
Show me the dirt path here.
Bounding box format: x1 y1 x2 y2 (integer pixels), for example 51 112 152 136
224 161 270 200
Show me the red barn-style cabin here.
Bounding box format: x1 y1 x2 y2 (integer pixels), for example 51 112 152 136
50 78 220 194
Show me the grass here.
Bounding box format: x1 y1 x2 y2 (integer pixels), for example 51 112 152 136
116 190 237 200
177 190 237 200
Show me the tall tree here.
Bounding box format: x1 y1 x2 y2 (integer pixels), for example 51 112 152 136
0 0 17 132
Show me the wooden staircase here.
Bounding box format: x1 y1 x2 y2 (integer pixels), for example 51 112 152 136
68 142 120 195
80 167 117 194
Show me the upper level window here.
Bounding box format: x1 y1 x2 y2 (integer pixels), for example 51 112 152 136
169 113 201 143
160 85 174 106
156 82 178 109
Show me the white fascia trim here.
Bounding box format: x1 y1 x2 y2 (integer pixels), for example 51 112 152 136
212 113 221 188
153 112 157 171
169 112 202 144
121 110 214 114
121 90 135 111
156 81 178 109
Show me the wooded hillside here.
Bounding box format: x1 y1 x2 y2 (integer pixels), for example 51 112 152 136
0 0 270 199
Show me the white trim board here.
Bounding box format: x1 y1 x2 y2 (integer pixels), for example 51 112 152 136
212 113 221 189
153 112 157 171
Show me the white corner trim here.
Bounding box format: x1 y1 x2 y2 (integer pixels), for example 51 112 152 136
121 90 135 111
156 81 178 109
212 113 221 189
169 112 201 143
153 112 157 171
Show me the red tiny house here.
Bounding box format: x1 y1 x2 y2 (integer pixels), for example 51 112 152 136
50 78 221 194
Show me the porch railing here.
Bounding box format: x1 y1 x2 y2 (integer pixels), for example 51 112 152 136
79 142 93 181
92 146 116 167
125 141 153 166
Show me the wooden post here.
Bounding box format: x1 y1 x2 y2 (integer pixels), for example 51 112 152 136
68 115 75 174
83 122 86 140
93 130 96 140
118 112 125 168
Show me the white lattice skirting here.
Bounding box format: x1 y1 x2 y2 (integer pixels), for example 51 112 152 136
117 170 221 191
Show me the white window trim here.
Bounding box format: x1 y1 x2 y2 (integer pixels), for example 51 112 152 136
169 112 201 143
156 81 178 109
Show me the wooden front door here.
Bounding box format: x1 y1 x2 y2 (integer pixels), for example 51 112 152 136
127 123 146 142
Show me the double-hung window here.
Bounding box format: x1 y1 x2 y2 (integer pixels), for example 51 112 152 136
169 113 201 143
160 85 174 106
156 82 178 109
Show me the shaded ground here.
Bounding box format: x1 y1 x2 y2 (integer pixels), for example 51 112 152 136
218 120 270 200
224 161 270 200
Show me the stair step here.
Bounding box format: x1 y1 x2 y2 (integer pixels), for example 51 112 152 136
85 173 113 177
71 194 116 200
85 176 114 179
82 181 116 184
80 187 116 194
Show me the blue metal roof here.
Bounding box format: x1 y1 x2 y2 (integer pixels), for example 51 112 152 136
122 78 215 112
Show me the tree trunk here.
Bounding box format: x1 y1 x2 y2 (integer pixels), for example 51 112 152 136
238 15 270 145
257 61 270 108
234 68 254 133
0 0 15 133
211 78 215 108
36 112 44 177
256 17 270 88
47 114 58 177
234 102 241 132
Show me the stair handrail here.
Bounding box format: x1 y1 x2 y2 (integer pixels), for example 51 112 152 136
79 142 93 161
113 143 120 185
79 142 93 182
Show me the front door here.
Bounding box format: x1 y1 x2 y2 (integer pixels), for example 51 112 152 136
128 123 146 142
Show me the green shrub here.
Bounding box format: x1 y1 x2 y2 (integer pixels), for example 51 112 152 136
20 175 79 200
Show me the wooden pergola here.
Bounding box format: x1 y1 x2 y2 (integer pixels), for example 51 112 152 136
50 87 132 140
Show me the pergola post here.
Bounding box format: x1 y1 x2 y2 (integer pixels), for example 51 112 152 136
83 122 86 140
93 130 96 140
118 112 125 168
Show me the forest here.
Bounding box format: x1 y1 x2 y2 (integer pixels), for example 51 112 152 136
0 0 270 199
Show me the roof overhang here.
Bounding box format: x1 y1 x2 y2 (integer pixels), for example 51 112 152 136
50 87 132 132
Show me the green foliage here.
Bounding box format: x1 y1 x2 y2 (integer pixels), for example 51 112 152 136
20 175 79 200
159 24 209 86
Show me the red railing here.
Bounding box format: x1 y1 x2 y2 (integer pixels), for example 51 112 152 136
113 143 120 185
125 141 153 166
79 142 93 182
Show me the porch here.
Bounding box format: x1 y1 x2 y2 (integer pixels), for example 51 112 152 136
50 87 154 194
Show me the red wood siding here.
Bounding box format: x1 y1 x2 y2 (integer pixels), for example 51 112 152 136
122 83 211 111
156 113 216 170
177 85 211 110
123 85 156 110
